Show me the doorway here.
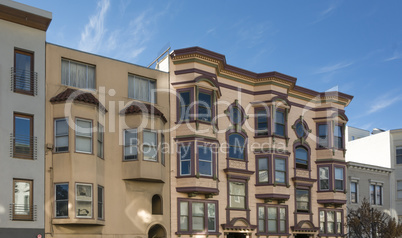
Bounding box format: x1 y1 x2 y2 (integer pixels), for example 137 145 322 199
295 234 310 238
227 233 247 238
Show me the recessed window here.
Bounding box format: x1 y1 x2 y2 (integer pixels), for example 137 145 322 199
370 184 382 205
256 108 269 136
350 182 358 203
179 200 217 233
152 195 162 215
296 189 309 213
320 210 343 235
229 182 246 209
396 147 402 164
295 121 305 138
319 167 330 190
76 183 92 218
14 49 34 95
229 106 242 125
274 110 285 137
124 129 137 160
397 181 402 199
55 118 69 152
180 145 192 176
13 179 33 220
198 145 212 176
14 113 34 159
161 133 165 166
61 59 95 90
179 91 191 121
257 158 269 183
97 185 104 219
258 205 287 234
334 167 344 191
274 158 286 184
198 92 212 122
334 125 343 149
228 133 245 160
55 183 68 218
75 119 92 154
97 123 104 159
143 131 157 161
295 146 308 169
128 74 156 103
318 124 328 148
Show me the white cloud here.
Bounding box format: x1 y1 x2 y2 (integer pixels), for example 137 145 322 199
314 61 354 74
384 51 402 61
312 1 341 24
78 0 110 53
367 95 402 114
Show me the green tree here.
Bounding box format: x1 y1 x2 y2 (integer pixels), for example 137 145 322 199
347 198 402 238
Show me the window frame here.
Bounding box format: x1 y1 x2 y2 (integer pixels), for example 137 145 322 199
319 209 343 235
13 113 34 159
334 124 344 149
97 185 104 220
396 146 402 164
295 188 310 213
177 199 219 235
295 146 309 170
127 74 156 103
274 108 286 137
227 133 246 161
274 157 287 185
350 181 358 203
318 166 331 191
123 129 138 161
75 118 93 154
197 144 214 177
161 133 165 166
176 88 195 123
75 183 93 219
14 49 34 95
317 123 330 149
55 183 69 218
13 178 33 221
54 118 69 153
97 122 104 159
397 181 402 200
61 58 96 90
228 181 247 210
370 184 383 206
254 107 270 137
197 89 213 123
143 130 158 162
256 156 270 184
256 204 288 235
178 142 193 176
334 166 345 191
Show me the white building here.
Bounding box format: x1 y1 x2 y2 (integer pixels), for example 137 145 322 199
0 1 51 237
345 126 402 222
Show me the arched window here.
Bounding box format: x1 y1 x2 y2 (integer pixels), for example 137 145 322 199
295 146 308 169
152 195 162 214
228 133 245 160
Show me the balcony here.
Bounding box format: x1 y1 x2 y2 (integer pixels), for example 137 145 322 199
11 67 38 96
9 204 37 221
10 133 37 160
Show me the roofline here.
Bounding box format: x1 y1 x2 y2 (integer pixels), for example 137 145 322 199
46 42 169 74
347 161 393 173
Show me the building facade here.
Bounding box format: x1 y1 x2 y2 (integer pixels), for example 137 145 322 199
168 47 353 238
346 127 402 221
0 1 51 237
44 43 170 237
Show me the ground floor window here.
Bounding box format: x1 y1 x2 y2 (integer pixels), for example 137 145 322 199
319 209 343 235
55 183 68 217
76 183 92 218
178 199 218 234
13 179 33 220
257 205 287 234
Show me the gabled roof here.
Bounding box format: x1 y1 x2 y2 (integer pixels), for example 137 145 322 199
50 88 106 112
121 101 167 123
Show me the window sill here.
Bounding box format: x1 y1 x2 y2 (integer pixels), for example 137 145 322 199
256 233 290 236
254 135 270 139
226 207 250 211
13 90 35 96
175 231 221 236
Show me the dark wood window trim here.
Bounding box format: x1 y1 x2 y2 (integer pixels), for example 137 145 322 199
273 108 287 138
319 208 344 236
334 165 345 192
317 165 332 192
177 88 195 123
254 107 270 137
13 178 33 221
13 113 34 159
14 49 35 95
316 122 330 149
256 204 289 236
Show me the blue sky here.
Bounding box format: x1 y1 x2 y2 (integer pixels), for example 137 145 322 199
16 0 402 131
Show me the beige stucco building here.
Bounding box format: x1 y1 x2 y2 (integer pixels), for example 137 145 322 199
44 43 170 237
168 47 353 238
0 1 51 237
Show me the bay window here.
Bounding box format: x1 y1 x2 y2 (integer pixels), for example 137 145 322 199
124 129 137 160
257 157 269 183
179 144 192 176
128 74 156 103
55 183 69 218
320 209 343 235
75 118 92 154
178 199 218 234
143 131 157 161
198 92 212 122
258 205 287 235
318 124 328 148
255 108 269 136
198 145 212 176
319 167 330 190
97 123 104 158
274 158 286 184
334 167 344 191
274 109 285 137
179 91 191 121
55 118 69 152
61 59 95 90
76 183 92 218
334 125 343 149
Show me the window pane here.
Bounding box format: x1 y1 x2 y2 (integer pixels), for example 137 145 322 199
268 220 277 232
296 147 308 169
296 189 309 212
76 120 91 137
256 109 268 135
180 145 191 175
230 107 242 124
179 92 190 120
180 217 188 231
295 122 305 137
275 124 285 136
275 111 284 124
318 124 328 147
143 131 156 145
149 80 156 103
192 217 204 230
180 202 188 215
14 181 31 215
56 119 69 135
230 182 245 196
192 202 204 216
208 203 216 231
268 207 277 219
143 146 157 161
319 167 329 190
76 184 92 218
258 158 268 183
258 220 265 232
258 206 265 219
376 186 382 205
76 137 91 152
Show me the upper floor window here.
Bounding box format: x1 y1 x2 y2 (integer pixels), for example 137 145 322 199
178 199 217 234
229 106 242 125
295 146 308 169
370 184 382 205
143 131 157 161
319 167 330 190
14 113 34 159
334 125 343 149
198 145 212 176
179 144 192 176
152 194 162 215
76 183 92 218
255 108 269 136
229 182 246 209
396 146 402 164
296 189 309 213
295 121 305 138
13 179 33 220
75 118 92 154
98 185 104 219
318 124 329 148
257 157 269 183
14 49 34 95
397 181 402 199
179 91 191 121
258 205 287 234
350 182 358 203
61 59 95 90
124 129 138 160
198 92 212 122
320 210 343 235
228 133 245 160
274 110 285 137
55 118 69 152
55 183 68 218
97 123 104 159
274 158 286 185
128 74 156 103
334 167 344 191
